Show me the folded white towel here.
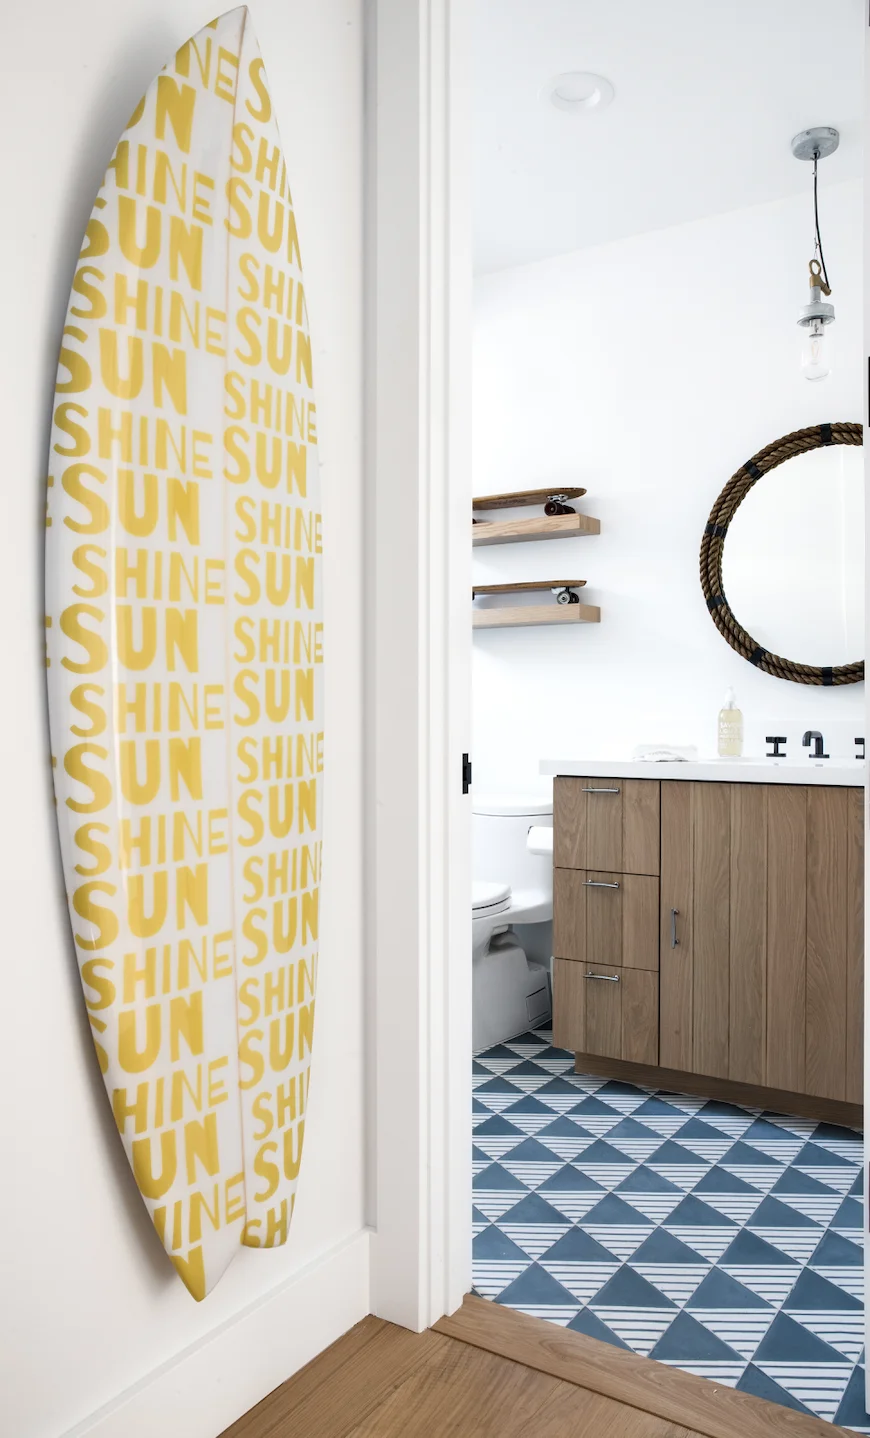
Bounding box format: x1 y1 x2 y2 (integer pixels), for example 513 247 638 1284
632 744 699 763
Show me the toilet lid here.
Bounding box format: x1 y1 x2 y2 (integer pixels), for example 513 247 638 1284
472 880 511 914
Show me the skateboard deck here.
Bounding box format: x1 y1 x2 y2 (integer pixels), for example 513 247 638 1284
45 7 322 1299
473 486 586 516
473 581 586 605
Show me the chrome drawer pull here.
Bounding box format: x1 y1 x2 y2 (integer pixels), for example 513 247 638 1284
585 971 620 982
582 786 620 794
586 880 620 889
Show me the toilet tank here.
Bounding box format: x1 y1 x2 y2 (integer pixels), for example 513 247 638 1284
472 793 553 896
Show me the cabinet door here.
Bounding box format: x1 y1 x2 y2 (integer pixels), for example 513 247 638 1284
552 959 658 1064
661 782 767 1084
660 782 733 1080
554 777 660 875
554 868 658 971
804 787 864 1103
660 780 864 1102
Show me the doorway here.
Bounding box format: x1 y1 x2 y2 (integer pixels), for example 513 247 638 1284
467 0 866 1430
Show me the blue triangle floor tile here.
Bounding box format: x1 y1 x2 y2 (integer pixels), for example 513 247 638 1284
811 1230 864 1267
537 1225 621 1264
792 1141 849 1169
501 1138 562 1164
473 1225 532 1261
536 1115 597 1139
538 1165 605 1193
472 1163 528 1192
834 1365 870 1429
615 1165 683 1195
474 1114 527 1137
783 1267 863 1313
503 1095 557 1116
498 1192 571 1225
737 1364 815 1414
665 1194 738 1228
630 1229 710 1266
753 1311 849 1364
746 1196 821 1229
494 1264 580 1309
720 1140 782 1167
588 1264 678 1310
649 1310 746 1363
832 1196 863 1229
686 1265 772 1310
581 1193 658 1227
719 1229 800 1267
693 1165 762 1196
771 1166 842 1196
567 1307 632 1348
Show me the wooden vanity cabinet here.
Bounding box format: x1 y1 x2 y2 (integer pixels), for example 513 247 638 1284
553 775 864 1114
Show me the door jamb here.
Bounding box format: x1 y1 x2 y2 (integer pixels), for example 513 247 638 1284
366 0 473 1330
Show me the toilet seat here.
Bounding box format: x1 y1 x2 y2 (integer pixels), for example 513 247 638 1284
472 880 512 917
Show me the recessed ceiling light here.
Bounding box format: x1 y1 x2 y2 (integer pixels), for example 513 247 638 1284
546 71 614 114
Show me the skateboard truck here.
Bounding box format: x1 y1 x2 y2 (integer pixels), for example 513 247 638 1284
552 585 582 605
543 493 577 516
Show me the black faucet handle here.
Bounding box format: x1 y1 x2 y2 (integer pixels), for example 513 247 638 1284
856 737 865 760
765 736 787 757
802 730 829 759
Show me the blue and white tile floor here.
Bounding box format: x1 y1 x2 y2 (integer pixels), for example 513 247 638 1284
472 1029 868 1430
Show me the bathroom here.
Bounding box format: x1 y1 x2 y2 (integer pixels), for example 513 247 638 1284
470 0 866 1428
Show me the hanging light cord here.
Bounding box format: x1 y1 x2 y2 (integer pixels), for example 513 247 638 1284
813 153 831 290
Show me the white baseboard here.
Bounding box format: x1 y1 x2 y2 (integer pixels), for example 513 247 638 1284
64 1229 371 1438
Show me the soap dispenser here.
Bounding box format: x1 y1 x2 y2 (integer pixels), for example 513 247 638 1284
718 687 744 758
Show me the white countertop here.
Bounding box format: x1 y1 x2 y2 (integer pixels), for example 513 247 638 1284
539 757 865 787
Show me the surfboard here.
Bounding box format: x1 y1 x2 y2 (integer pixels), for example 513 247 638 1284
45 7 322 1299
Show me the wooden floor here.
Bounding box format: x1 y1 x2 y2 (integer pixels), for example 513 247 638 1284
221 1295 846 1438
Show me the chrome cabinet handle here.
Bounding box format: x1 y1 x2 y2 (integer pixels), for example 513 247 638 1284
582 786 620 794
671 908 680 948
585 971 620 982
586 880 620 889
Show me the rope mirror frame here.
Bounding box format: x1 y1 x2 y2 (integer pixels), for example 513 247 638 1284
699 421 864 686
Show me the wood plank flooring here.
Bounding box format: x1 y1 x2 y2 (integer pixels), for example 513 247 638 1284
221 1295 846 1438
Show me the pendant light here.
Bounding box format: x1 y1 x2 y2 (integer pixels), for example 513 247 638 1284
791 126 838 382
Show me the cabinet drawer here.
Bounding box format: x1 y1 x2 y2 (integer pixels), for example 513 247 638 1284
554 869 659 971
553 959 658 1065
554 777 660 875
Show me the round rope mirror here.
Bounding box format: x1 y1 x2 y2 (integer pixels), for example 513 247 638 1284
699 422 864 686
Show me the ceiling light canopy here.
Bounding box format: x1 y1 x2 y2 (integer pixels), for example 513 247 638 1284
546 71 614 114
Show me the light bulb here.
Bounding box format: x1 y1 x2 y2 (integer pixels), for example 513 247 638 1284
801 317 831 381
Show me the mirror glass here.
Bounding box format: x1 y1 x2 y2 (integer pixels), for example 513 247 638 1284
721 445 864 667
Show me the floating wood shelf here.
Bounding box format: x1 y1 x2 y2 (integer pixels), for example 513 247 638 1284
473 603 600 630
472 513 600 546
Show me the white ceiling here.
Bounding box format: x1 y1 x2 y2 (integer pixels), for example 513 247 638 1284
473 0 864 274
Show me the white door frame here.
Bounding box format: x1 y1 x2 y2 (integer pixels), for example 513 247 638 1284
365 0 473 1330
366 0 870 1347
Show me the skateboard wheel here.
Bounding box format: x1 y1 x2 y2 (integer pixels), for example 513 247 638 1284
556 590 572 605
544 500 575 516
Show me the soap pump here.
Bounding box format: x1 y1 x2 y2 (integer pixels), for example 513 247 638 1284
718 687 744 758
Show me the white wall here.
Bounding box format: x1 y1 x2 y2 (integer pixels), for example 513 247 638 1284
0 4 366 1436
472 180 864 792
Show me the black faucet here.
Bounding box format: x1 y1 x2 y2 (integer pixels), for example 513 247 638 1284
802 730 829 759
766 736 787 757
856 737 865 761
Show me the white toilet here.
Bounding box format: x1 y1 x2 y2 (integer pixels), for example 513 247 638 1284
472 794 553 1052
